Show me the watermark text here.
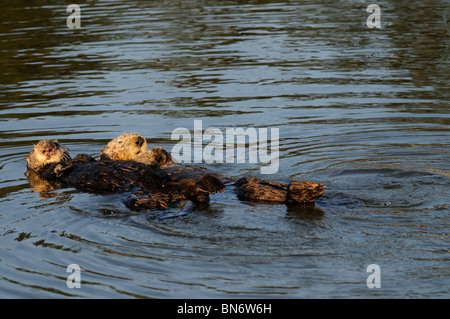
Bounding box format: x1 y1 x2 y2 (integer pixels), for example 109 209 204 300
366 263 381 288
171 120 279 174
66 263 81 288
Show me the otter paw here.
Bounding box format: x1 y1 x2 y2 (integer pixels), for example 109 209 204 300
52 162 73 178
151 147 173 164
53 164 64 178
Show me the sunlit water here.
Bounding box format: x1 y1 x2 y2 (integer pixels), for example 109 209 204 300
0 0 449 298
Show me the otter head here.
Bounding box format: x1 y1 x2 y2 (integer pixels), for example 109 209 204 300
26 140 71 171
99 133 148 161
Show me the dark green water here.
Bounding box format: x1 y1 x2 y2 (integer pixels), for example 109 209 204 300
0 0 449 298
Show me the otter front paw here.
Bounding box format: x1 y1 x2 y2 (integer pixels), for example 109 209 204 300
53 164 65 178
43 161 73 180
54 161 74 178
151 147 173 164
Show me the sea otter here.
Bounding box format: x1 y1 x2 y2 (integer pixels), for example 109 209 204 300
99 132 173 165
26 140 71 171
25 139 225 210
99 133 325 205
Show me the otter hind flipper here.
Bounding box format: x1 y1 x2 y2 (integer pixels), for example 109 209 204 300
235 177 286 203
286 182 325 204
163 174 224 204
235 176 325 204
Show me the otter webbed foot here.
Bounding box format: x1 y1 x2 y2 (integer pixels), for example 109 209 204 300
234 176 325 204
286 181 325 204
235 177 286 203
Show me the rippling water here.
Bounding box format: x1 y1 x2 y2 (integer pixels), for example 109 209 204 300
0 0 449 298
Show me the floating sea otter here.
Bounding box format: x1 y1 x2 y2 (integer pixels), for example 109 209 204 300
25 134 325 211
25 139 223 209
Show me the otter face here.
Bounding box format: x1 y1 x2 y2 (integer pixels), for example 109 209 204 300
100 133 148 161
26 140 71 170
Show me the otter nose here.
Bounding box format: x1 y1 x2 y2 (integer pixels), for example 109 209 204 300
136 136 145 147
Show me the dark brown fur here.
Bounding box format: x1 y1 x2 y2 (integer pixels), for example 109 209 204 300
27 151 224 210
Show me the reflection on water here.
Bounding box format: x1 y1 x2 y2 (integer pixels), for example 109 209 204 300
0 0 449 298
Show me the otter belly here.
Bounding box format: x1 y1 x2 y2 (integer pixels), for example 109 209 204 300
60 161 161 194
